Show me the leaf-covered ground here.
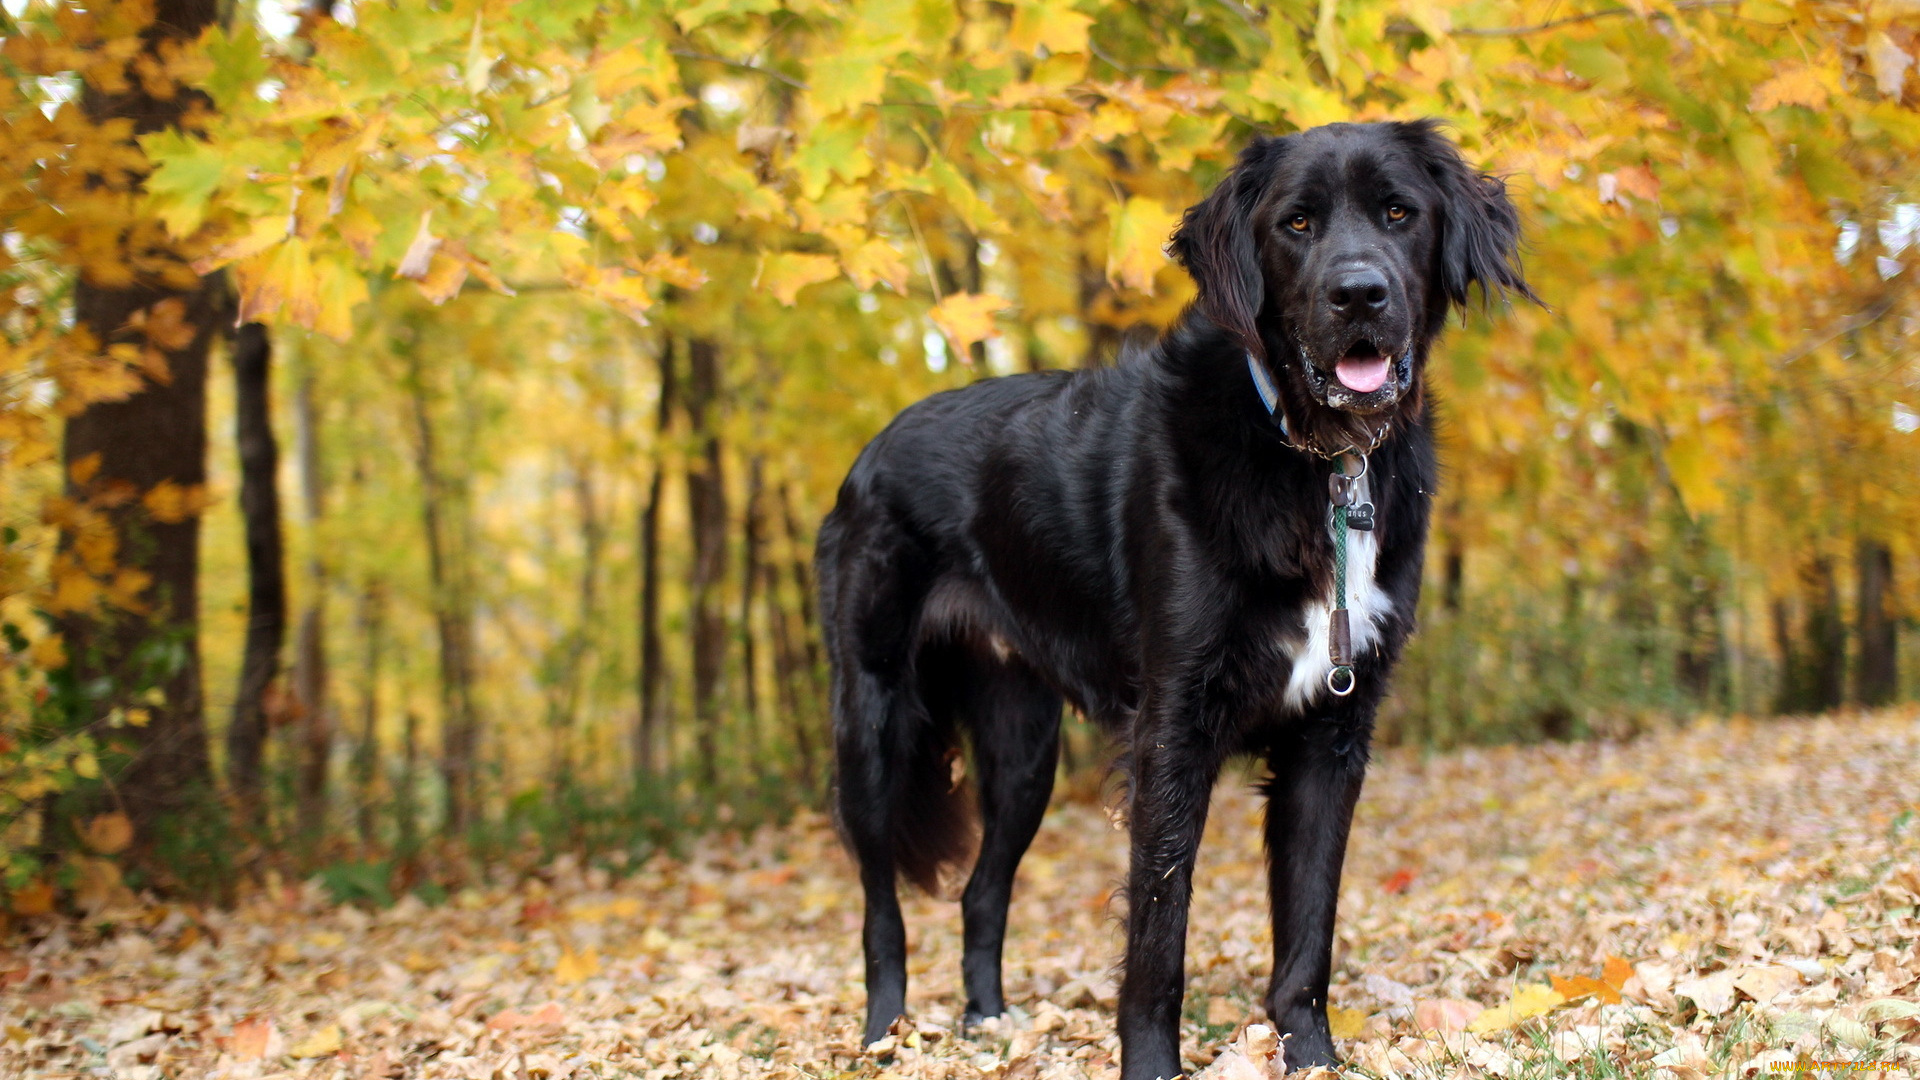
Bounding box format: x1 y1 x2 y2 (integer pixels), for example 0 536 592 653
4 709 1918 1080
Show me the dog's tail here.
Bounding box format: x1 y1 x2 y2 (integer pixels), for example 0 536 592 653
888 700 975 896
832 654 977 898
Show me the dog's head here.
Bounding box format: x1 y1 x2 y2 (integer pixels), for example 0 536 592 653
1171 121 1533 444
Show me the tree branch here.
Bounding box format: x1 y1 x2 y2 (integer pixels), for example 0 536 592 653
1389 0 1738 39
669 49 809 91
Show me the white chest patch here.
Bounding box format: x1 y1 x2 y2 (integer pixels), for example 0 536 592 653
1281 474 1388 711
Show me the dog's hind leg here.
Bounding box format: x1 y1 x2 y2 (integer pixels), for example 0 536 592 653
835 663 916 1046
956 651 1061 1026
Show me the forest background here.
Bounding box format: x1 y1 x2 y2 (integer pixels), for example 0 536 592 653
0 0 1915 908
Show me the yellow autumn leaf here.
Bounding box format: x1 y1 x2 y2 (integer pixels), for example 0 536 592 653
1008 0 1092 56
757 253 841 306
414 252 470 306
929 292 1011 356
143 480 210 524
1327 1005 1367 1039
1467 983 1565 1033
554 947 600 984
312 258 370 342
810 52 889 115
29 633 67 671
1549 973 1621 1006
288 1023 342 1058
1663 428 1727 517
1106 197 1181 295
72 752 100 780
841 239 910 294
1748 65 1835 112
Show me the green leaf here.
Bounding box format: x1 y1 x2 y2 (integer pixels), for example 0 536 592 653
141 130 232 238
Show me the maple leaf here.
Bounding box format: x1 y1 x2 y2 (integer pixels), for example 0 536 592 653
1467 983 1564 1033
1008 0 1093 57
1106 196 1181 295
288 1024 342 1058
756 253 841 307
1326 1005 1367 1039
553 947 600 984
1749 65 1837 111
929 292 1011 357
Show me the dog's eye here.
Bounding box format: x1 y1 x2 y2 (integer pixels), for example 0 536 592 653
1286 214 1310 233
1386 205 1408 222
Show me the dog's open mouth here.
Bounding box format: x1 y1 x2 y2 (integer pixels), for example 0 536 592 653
1296 335 1411 413
1335 339 1390 394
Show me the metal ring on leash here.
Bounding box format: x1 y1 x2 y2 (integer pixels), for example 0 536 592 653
1326 665 1356 696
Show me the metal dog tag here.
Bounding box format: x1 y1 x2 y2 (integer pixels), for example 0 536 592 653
1347 502 1374 531
1328 473 1353 507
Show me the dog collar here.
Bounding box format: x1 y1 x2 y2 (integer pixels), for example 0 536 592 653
1245 351 1391 459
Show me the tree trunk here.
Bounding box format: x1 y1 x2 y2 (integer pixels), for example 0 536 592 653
1771 596 1802 714
406 354 479 833
764 553 813 783
397 710 420 860
551 459 603 791
778 481 825 697
292 372 330 844
636 339 677 778
739 456 766 772
353 579 384 849
1854 538 1897 706
685 339 728 788
1803 556 1846 712
57 0 223 848
227 321 284 827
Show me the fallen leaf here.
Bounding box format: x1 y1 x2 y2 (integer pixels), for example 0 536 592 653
1861 998 1920 1022
1674 969 1738 1016
1413 998 1482 1033
226 1016 275 1061
1326 1004 1367 1039
1731 964 1802 1004
553 947 599 984
1467 983 1565 1033
1550 973 1622 1005
289 1023 342 1058
1602 955 1635 990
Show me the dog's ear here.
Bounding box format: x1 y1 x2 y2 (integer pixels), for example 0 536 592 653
1170 137 1286 360
1396 120 1537 309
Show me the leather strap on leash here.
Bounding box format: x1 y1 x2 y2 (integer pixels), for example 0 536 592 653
1246 352 1379 697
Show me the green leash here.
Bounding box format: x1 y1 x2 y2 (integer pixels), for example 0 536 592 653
1326 451 1372 697
1243 351 1382 698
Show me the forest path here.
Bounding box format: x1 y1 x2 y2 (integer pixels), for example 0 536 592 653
4 710 1918 1079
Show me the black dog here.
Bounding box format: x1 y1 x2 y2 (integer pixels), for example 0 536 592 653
817 120 1531 1079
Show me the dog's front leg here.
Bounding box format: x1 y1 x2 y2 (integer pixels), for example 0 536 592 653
1117 721 1223 1080
1263 723 1370 1070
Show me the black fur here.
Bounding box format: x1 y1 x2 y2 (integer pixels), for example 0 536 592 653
818 121 1530 1079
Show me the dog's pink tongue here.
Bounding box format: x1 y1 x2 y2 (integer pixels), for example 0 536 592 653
1335 356 1389 393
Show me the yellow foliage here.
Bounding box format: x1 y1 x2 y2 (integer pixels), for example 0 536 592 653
929 292 1011 356
1106 197 1181 296
757 253 841 307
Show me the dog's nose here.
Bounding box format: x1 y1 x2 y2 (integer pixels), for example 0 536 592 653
1328 269 1389 316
